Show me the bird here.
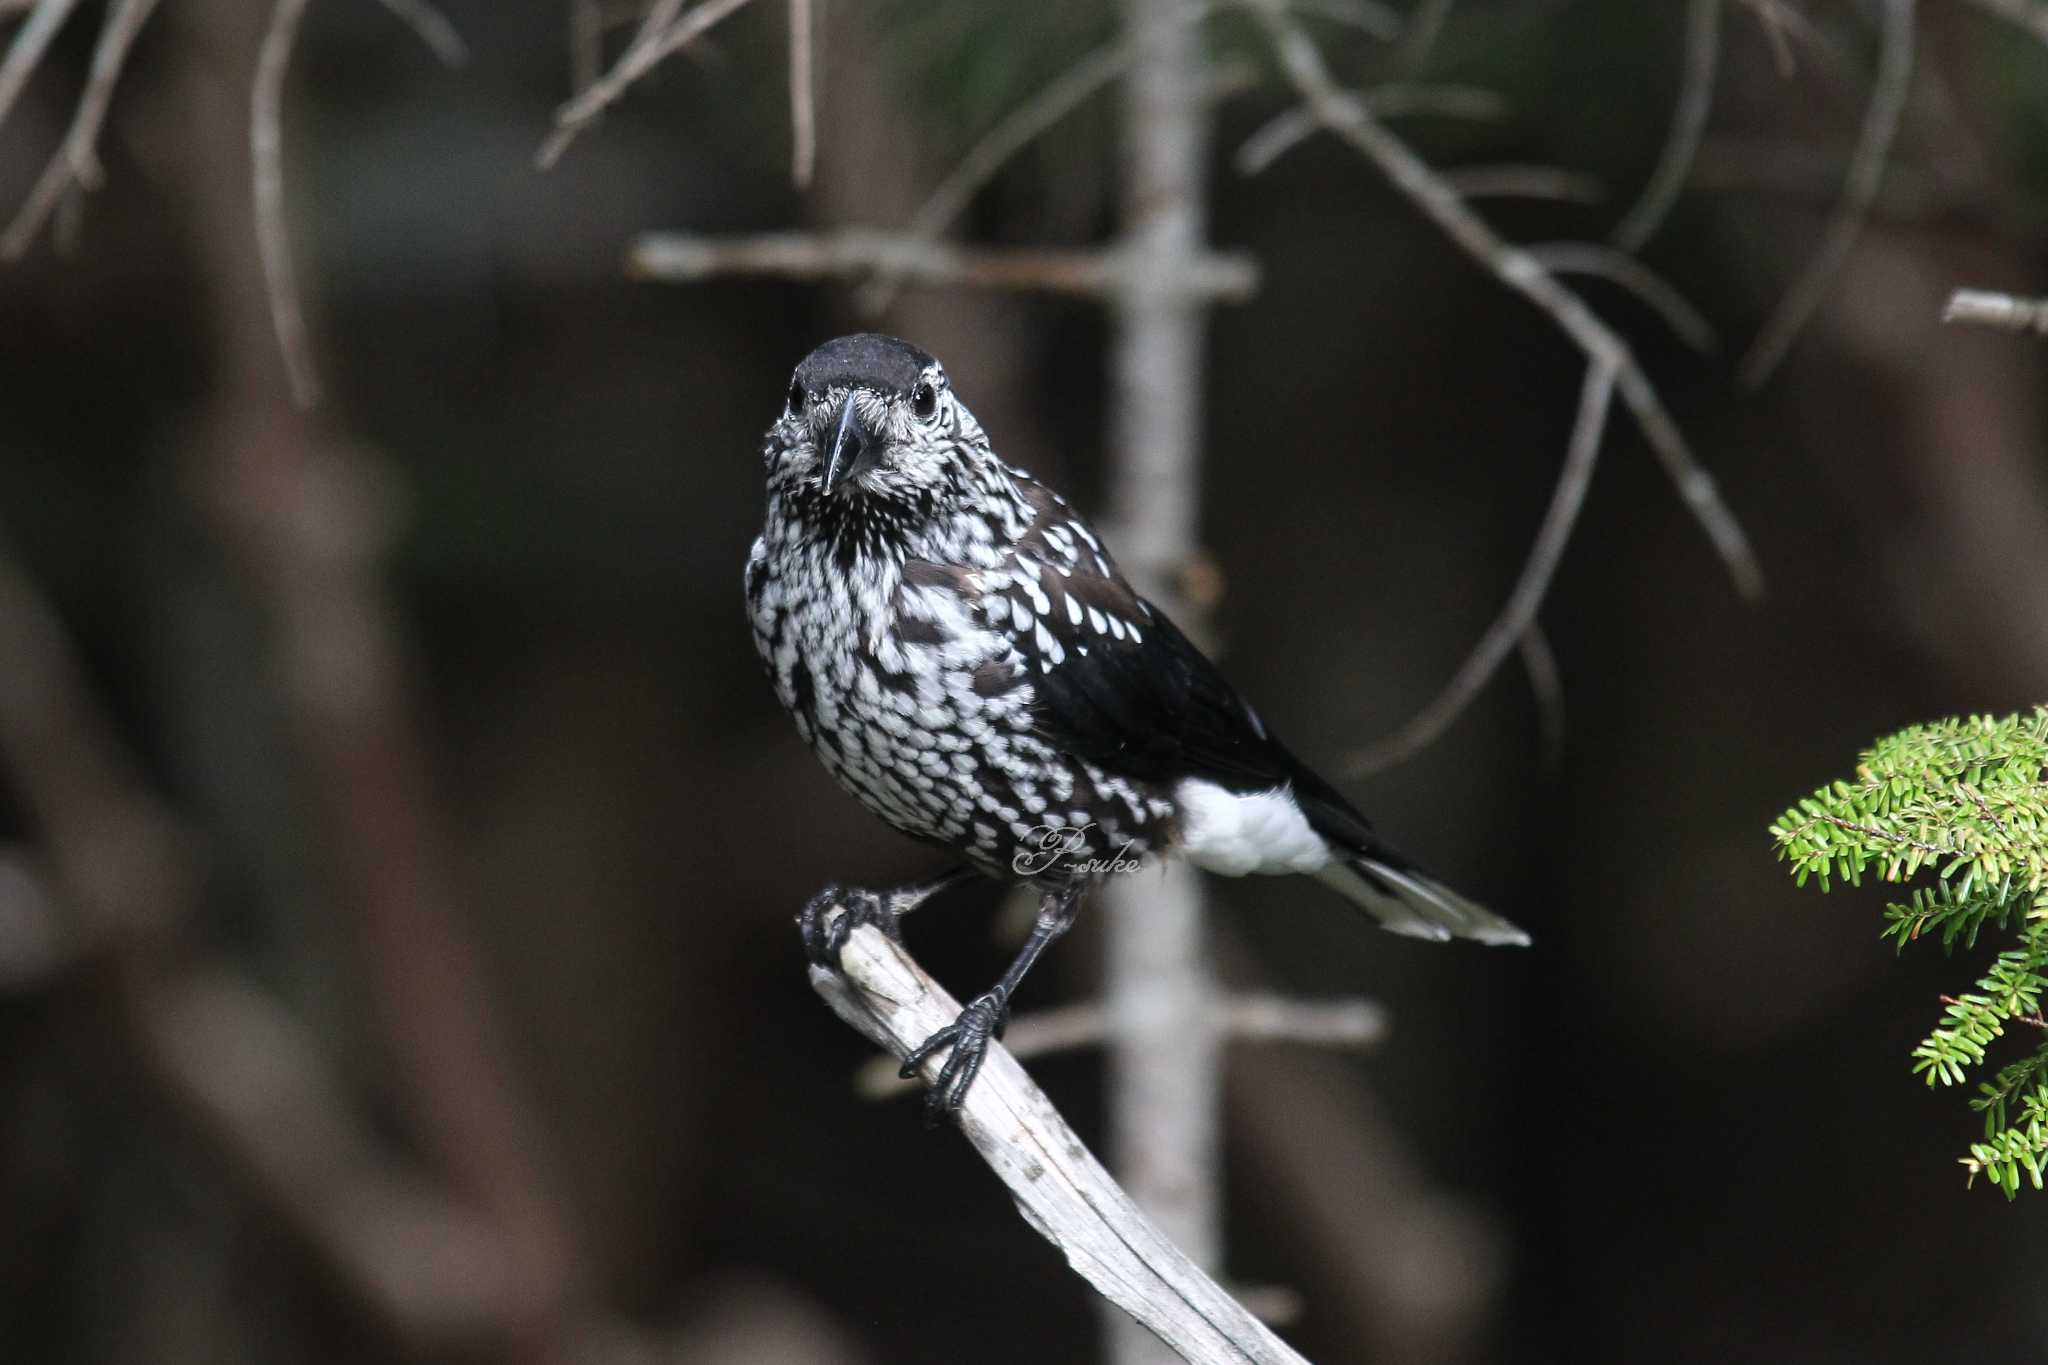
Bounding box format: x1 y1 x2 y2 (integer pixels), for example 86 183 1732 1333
746 333 1528 1122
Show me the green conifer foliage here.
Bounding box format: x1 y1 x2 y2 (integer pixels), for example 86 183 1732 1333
1771 708 2048 1198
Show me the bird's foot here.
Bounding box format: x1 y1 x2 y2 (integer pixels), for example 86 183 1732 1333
797 884 903 969
899 987 1009 1126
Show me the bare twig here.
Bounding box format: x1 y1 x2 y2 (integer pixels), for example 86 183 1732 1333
1 0 161 259
1440 164 1604 203
1236 83 1507 176
627 228 1259 301
853 992 1387 1098
1352 355 1616 775
1246 4 1759 770
1524 241 1719 353
901 40 1135 249
1738 0 1915 386
787 0 813 188
536 0 752 169
1612 0 1718 252
806 915 1309 1365
1943 287 2048 335
374 0 469 67
0 0 79 131
252 0 320 408
859 3 1222 315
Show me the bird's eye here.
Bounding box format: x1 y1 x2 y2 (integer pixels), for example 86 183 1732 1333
786 380 805 413
912 382 937 418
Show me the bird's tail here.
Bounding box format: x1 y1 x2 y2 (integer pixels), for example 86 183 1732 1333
1316 854 1530 947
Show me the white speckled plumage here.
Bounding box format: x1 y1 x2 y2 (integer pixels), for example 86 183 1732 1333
747 334 1527 950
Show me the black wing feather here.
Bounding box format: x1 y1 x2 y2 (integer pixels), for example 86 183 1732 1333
1009 548 1387 860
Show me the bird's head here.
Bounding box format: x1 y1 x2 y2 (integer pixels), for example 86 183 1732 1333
766 334 980 511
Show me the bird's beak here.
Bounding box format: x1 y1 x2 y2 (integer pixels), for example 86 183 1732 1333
821 393 877 493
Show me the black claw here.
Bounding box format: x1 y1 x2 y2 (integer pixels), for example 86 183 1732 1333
797 884 898 968
898 988 1008 1125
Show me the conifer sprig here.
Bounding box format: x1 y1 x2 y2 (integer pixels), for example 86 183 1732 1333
1771 708 2048 1198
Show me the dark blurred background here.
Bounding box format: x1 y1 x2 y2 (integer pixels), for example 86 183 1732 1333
5 2 2048 1362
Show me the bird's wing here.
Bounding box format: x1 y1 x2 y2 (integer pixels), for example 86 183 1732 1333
974 477 1383 854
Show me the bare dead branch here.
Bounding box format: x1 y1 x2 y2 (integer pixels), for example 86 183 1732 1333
628 228 1259 301
807 914 1309 1365
1440 164 1604 203
1943 287 2048 335
536 0 752 169
1352 354 1616 776
853 992 1387 1098
374 0 468 67
0 0 79 132
787 0 813 188
1 0 161 260
1737 0 1915 386
1249 4 1761 766
252 0 320 408
1524 241 1719 353
1611 0 1718 252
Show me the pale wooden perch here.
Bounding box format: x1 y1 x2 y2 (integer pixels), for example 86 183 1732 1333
805 908 1310 1365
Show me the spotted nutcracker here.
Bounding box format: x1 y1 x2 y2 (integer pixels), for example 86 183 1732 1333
746 334 1527 1121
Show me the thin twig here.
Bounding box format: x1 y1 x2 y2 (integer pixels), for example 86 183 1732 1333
628 228 1260 301
1943 288 2048 335
807 915 1309 1365
1 0 161 259
1524 241 1719 353
1612 0 1718 252
1737 0 1915 386
373 0 468 67
536 0 752 169
252 0 320 408
0 0 79 132
1350 354 1616 775
1440 164 1604 203
1249 3 1762 773
859 6 1214 315
853 993 1387 1098
1236 83 1507 176
786 0 813 188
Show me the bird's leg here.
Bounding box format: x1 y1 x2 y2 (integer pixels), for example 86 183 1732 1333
900 880 1086 1125
797 865 978 968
